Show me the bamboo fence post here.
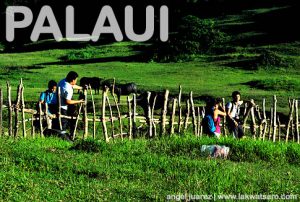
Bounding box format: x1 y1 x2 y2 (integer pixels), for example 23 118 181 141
57 87 62 130
286 99 295 143
272 95 277 142
146 92 152 137
161 90 169 135
262 98 267 141
83 89 88 139
184 99 190 132
102 88 109 142
7 82 13 136
127 96 133 139
20 81 26 138
89 86 96 139
73 103 83 141
222 98 227 137
112 88 123 140
38 102 43 137
0 88 2 136
256 106 263 139
177 85 182 133
189 92 197 136
106 95 115 139
268 107 273 140
243 103 248 116
277 115 281 142
45 103 51 129
250 106 257 139
14 83 22 137
295 100 299 144
31 114 35 137
197 107 201 137
200 106 205 136
292 118 295 142
151 95 157 137
243 103 252 134
170 98 177 135
133 93 137 138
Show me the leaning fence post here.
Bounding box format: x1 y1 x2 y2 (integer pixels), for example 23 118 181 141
90 86 96 139
102 88 109 142
286 99 295 143
151 95 157 137
197 107 201 137
7 82 13 136
73 103 83 141
38 102 43 137
112 89 123 140
189 92 197 136
57 87 62 130
160 90 169 136
127 96 133 139
45 103 51 129
133 93 137 138
295 100 299 144
106 95 115 140
0 88 3 136
170 98 177 135
14 83 22 137
21 85 27 137
83 89 88 139
268 107 273 140
31 114 35 138
222 98 227 137
262 98 267 141
272 95 277 142
177 85 182 133
250 105 257 139
184 99 190 132
277 115 281 142
146 92 152 137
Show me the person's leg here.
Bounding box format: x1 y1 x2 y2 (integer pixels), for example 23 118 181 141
61 109 68 131
237 124 244 138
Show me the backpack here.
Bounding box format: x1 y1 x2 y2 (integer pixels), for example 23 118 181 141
202 114 216 134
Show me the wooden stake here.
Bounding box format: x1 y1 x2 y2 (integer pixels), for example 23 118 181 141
14 83 22 137
146 92 152 137
277 115 281 142
57 87 62 130
200 106 205 136
106 95 114 139
250 106 256 139
45 103 51 129
31 114 35 138
295 100 299 144
133 93 137 138
90 86 96 139
128 96 133 139
83 89 88 139
184 99 190 132
222 98 227 137
197 107 201 137
20 80 26 138
286 99 295 143
102 88 109 142
7 82 13 136
151 95 157 137
160 90 169 135
73 103 83 141
189 92 197 136
170 98 177 135
177 85 182 133
38 102 43 137
272 95 277 142
262 98 267 141
268 107 273 140
112 89 123 140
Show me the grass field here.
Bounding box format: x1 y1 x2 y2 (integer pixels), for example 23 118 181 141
1 136 300 201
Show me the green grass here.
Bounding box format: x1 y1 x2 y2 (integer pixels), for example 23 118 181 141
0 135 300 201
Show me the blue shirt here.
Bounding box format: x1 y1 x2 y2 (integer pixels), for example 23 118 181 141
39 90 57 105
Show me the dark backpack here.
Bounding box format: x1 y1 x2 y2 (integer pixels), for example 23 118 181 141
203 114 216 134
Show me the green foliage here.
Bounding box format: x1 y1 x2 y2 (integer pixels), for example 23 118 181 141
65 46 97 61
153 15 229 62
246 77 300 91
255 50 286 69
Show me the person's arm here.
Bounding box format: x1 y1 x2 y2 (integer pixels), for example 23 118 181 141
39 92 45 104
73 85 83 90
226 102 238 126
217 109 226 117
66 99 85 105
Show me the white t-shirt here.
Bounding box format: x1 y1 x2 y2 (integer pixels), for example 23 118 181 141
226 101 243 119
58 79 73 110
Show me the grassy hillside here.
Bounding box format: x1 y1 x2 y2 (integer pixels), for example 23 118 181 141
1 136 300 201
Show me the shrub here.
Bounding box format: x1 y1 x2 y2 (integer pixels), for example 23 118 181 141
153 15 230 62
64 46 97 61
255 50 285 69
70 139 105 153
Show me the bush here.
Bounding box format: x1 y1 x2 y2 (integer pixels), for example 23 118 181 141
64 46 97 61
153 15 230 62
255 50 286 69
70 139 105 153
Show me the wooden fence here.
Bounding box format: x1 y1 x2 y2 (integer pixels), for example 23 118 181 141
0 79 299 143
